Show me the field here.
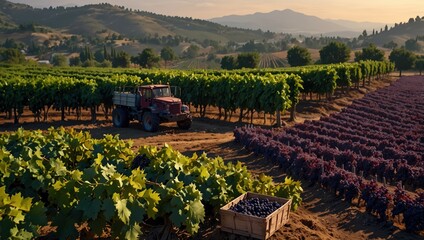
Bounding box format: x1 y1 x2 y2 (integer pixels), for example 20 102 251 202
1 68 423 239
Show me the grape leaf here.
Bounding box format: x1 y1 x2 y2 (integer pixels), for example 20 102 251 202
71 170 83 181
199 166 210 179
187 200 205 223
101 198 115 221
141 189 160 218
169 209 184 227
10 193 32 212
26 202 47 226
115 199 131 224
10 209 25 223
0 161 9 178
125 223 142 240
0 218 14 239
77 198 101 220
0 186 10 206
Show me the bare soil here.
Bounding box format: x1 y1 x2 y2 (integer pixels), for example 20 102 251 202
1 74 423 240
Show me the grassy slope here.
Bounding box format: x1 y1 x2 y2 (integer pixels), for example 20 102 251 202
0 1 269 43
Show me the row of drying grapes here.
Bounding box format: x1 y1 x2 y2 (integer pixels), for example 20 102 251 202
233 76 424 231
0 127 303 239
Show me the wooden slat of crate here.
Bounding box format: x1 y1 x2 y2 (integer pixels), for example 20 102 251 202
220 192 291 240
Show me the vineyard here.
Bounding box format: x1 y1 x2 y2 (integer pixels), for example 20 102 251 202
2 61 423 239
0 127 303 239
0 60 393 125
234 76 424 232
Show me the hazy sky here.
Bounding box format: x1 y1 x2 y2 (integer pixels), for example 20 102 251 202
9 0 424 24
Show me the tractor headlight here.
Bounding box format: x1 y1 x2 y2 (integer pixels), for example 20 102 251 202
181 105 190 113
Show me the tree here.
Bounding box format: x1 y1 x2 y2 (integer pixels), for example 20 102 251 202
94 49 105 63
237 52 260 69
82 59 97 67
184 44 200 59
354 44 385 62
389 48 416 76
0 48 26 64
319 41 351 64
99 60 112 68
220 55 236 70
51 54 68 67
69 56 81 66
415 58 424 75
383 41 398 49
2 38 19 49
160 46 176 68
287 46 312 66
404 39 421 52
103 45 111 61
79 46 93 63
112 51 131 68
132 48 159 68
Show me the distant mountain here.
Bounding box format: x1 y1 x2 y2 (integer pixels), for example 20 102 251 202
210 9 387 38
325 19 386 32
0 0 272 43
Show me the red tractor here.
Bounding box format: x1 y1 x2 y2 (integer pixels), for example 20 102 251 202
112 84 192 132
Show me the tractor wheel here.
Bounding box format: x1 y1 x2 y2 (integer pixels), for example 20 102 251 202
177 118 192 130
112 108 129 128
142 112 160 132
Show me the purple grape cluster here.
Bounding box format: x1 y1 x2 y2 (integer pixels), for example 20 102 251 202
229 197 282 218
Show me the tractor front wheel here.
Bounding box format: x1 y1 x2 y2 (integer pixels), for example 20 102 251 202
177 118 192 130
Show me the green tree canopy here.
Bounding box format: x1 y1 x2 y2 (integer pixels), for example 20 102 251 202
112 51 131 68
383 41 398 49
79 46 93 63
0 48 26 64
160 46 176 68
183 44 200 59
69 56 81 66
220 55 236 70
237 52 260 69
94 49 105 63
51 54 68 67
389 47 416 76
287 45 312 66
132 48 160 68
319 41 351 64
354 44 385 62
414 57 424 75
404 39 421 52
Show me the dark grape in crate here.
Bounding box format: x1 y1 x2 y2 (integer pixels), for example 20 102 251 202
220 192 291 240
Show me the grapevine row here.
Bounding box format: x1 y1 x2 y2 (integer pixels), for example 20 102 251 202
0 60 392 124
233 75 424 231
0 127 303 239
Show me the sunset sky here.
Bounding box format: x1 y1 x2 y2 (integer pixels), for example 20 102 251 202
9 0 424 24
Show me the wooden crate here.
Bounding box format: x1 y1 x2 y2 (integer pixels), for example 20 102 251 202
220 192 291 240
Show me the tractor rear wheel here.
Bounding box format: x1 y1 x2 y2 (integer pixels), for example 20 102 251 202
112 107 129 128
142 112 160 132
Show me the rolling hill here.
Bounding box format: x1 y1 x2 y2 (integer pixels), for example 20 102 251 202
0 0 274 43
366 18 424 46
210 9 386 38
